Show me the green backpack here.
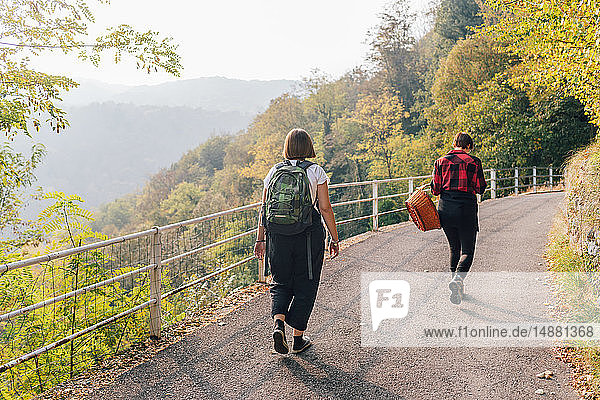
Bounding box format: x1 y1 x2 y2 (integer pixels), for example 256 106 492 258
263 160 315 236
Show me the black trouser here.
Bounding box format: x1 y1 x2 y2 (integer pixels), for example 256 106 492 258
267 211 325 332
442 225 477 278
438 191 479 280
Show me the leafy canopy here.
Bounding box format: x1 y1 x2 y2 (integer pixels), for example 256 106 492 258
353 90 407 179
480 0 600 125
0 0 182 138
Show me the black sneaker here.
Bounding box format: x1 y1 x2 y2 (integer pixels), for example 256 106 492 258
449 277 463 305
291 335 312 354
273 326 289 354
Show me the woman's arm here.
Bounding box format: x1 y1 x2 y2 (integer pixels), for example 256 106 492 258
254 188 268 259
430 160 441 196
475 159 487 194
317 181 340 258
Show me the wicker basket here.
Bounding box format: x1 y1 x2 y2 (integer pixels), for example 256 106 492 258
405 188 441 231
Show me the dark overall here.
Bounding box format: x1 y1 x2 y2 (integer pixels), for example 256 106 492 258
438 190 478 278
267 208 325 331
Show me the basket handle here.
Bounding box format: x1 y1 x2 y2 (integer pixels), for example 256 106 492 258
416 183 430 191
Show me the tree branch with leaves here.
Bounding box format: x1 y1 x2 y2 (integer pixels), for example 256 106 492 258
0 0 182 138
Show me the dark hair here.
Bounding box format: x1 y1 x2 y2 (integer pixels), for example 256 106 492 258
283 128 316 159
453 132 473 150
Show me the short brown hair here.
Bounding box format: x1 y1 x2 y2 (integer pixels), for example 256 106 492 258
453 132 474 150
283 128 316 159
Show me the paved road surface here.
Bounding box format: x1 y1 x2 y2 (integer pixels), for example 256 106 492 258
90 192 577 400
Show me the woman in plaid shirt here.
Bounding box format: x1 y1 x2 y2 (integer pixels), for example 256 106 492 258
430 132 487 304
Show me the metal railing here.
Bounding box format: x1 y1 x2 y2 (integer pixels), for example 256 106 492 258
0 166 563 399
326 166 562 236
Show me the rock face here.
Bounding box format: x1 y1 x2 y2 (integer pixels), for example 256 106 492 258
563 140 600 261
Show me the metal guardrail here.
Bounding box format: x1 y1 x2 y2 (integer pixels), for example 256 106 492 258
0 165 563 398
328 166 562 231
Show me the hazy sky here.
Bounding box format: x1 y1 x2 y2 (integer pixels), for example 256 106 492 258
30 0 429 85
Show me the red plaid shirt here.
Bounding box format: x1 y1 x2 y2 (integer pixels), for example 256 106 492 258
430 150 487 196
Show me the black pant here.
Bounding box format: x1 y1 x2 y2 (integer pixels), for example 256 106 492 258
438 191 479 279
442 225 477 278
267 211 325 332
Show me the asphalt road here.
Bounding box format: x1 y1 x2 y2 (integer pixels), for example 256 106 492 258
90 191 577 400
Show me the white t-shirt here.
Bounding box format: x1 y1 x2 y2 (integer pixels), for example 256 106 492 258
263 160 330 207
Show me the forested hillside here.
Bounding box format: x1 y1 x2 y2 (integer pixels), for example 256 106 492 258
94 0 597 235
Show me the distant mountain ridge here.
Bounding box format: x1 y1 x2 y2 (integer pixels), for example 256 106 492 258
64 77 297 114
12 77 297 215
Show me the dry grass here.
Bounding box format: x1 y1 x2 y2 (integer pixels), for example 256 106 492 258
546 216 600 399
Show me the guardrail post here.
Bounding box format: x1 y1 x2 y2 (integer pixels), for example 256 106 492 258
150 227 162 339
549 166 553 189
514 167 519 195
408 178 414 195
532 166 537 193
372 182 379 231
491 169 497 199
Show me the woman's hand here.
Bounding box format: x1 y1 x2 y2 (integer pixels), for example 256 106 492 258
254 241 266 259
329 241 339 259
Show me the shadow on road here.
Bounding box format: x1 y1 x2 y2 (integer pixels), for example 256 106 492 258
280 351 405 400
460 294 549 322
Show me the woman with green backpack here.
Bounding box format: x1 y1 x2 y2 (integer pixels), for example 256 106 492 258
254 128 339 355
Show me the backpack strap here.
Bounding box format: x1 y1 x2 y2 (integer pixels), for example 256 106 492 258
297 160 314 171
306 231 313 280
275 160 289 170
277 159 314 170
264 233 270 277
296 160 318 207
